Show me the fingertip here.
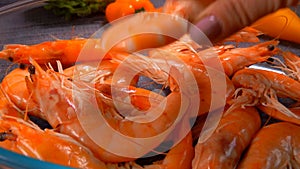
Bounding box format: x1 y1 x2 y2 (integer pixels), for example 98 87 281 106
189 15 222 42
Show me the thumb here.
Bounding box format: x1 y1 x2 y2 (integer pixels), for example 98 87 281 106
190 0 299 42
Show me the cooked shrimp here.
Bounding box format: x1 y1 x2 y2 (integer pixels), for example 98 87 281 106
144 132 194 169
222 27 263 43
0 67 41 118
0 39 89 67
0 115 107 169
238 122 300 169
258 105 300 125
217 40 279 76
26 59 133 162
95 83 182 138
0 88 22 118
152 35 279 77
114 47 233 117
232 68 300 125
192 105 261 169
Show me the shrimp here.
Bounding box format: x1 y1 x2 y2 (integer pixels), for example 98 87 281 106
0 88 22 118
237 122 300 169
217 40 279 76
0 67 41 118
95 83 182 138
144 132 194 169
152 35 279 77
192 105 261 169
232 68 300 125
114 50 234 118
0 115 107 169
222 27 263 43
26 59 133 162
0 39 89 67
258 105 300 125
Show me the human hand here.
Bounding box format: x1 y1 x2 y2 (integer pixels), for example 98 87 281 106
164 0 299 42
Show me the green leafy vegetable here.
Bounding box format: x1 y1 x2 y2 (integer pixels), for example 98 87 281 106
44 0 115 19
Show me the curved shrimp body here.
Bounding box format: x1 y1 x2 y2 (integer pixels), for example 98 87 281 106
26 59 132 162
238 122 300 169
258 105 300 125
144 132 194 169
0 116 107 169
222 27 263 43
192 106 261 169
118 47 234 116
0 88 22 118
232 68 300 125
188 63 235 115
1 67 41 117
95 83 181 138
232 68 300 102
0 39 87 67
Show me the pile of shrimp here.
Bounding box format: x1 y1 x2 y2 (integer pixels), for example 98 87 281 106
1 8 300 169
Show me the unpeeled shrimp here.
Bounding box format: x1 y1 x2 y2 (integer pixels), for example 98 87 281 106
26 59 133 162
151 35 279 77
238 122 300 169
95 83 182 138
0 115 107 169
0 88 22 118
144 132 194 169
0 39 89 67
232 68 300 125
0 67 41 118
192 106 261 169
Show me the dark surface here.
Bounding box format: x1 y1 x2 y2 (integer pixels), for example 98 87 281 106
0 0 165 81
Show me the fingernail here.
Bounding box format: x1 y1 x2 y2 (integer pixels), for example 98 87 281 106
189 15 222 42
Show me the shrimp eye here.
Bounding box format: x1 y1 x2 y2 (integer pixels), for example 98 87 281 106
28 65 35 75
8 56 13 62
267 45 275 51
0 132 17 141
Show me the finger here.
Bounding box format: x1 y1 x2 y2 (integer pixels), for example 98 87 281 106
190 0 298 42
163 0 215 19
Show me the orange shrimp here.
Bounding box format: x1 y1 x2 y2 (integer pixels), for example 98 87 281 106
192 105 261 169
95 83 182 138
232 68 300 125
152 35 279 77
217 40 279 76
0 39 89 67
258 105 300 125
144 132 194 169
25 59 133 162
0 88 22 118
237 122 300 169
0 67 41 118
0 115 107 169
112 50 233 117
222 27 263 43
